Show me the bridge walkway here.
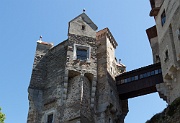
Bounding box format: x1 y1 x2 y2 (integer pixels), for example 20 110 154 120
116 62 163 100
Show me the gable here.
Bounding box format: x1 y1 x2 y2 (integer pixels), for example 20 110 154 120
68 13 98 38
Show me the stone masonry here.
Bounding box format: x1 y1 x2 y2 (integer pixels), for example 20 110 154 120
147 0 180 104
27 13 127 123
28 1 180 122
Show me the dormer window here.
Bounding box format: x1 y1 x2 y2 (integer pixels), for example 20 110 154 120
82 25 85 30
73 44 91 61
161 10 166 26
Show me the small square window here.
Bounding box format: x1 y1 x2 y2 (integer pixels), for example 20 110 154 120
151 71 155 76
47 114 53 123
77 48 87 60
155 70 159 74
131 76 135 81
140 74 144 79
158 69 162 73
147 72 151 77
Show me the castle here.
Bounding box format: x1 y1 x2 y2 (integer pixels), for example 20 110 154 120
27 0 180 122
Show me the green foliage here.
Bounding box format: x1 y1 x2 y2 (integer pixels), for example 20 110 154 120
146 97 180 123
0 107 5 123
167 97 180 116
145 112 164 123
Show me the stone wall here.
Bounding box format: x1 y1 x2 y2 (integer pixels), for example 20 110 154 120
28 13 127 123
68 14 97 38
28 40 68 123
149 0 180 104
96 31 126 123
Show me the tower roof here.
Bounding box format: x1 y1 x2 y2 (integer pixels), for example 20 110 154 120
69 13 98 31
96 28 118 48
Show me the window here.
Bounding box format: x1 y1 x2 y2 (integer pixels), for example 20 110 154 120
147 72 151 77
151 71 155 76
121 79 125 84
140 74 144 79
77 48 87 60
131 76 135 81
161 10 166 26
155 70 159 74
110 90 113 95
156 55 160 63
164 50 169 62
82 25 85 30
135 75 138 80
73 44 91 61
47 114 53 123
158 69 162 73
143 73 147 78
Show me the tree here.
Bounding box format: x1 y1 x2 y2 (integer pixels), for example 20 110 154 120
0 107 5 123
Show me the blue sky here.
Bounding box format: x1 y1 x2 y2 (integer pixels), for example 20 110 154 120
0 1 167 123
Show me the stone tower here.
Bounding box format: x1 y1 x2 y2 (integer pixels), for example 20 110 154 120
147 0 180 104
27 13 126 123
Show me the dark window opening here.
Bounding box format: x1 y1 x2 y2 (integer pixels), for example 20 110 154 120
131 76 135 81
127 77 131 82
121 79 124 84
161 10 166 26
109 118 112 123
147 72 151 77
135 75 138 80
143 73 147 78
82 25 85 30
110 90 113 95
155 70 159 74
47 114 53 123
156 55 160 63
77 48 87 60
178 28 180 40
140 74 144 79
159 69 162 73
165 50 169 62
151 71 155 76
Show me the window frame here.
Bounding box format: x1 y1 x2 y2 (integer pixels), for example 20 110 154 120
73 44 91 62
47 113 54 123
43 110 55 123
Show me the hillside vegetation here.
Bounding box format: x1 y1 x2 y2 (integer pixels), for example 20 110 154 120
146 97 180 123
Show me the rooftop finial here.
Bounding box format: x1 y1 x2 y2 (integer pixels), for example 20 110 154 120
39 35 42 41
119 59 121 64
83 8 85 13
